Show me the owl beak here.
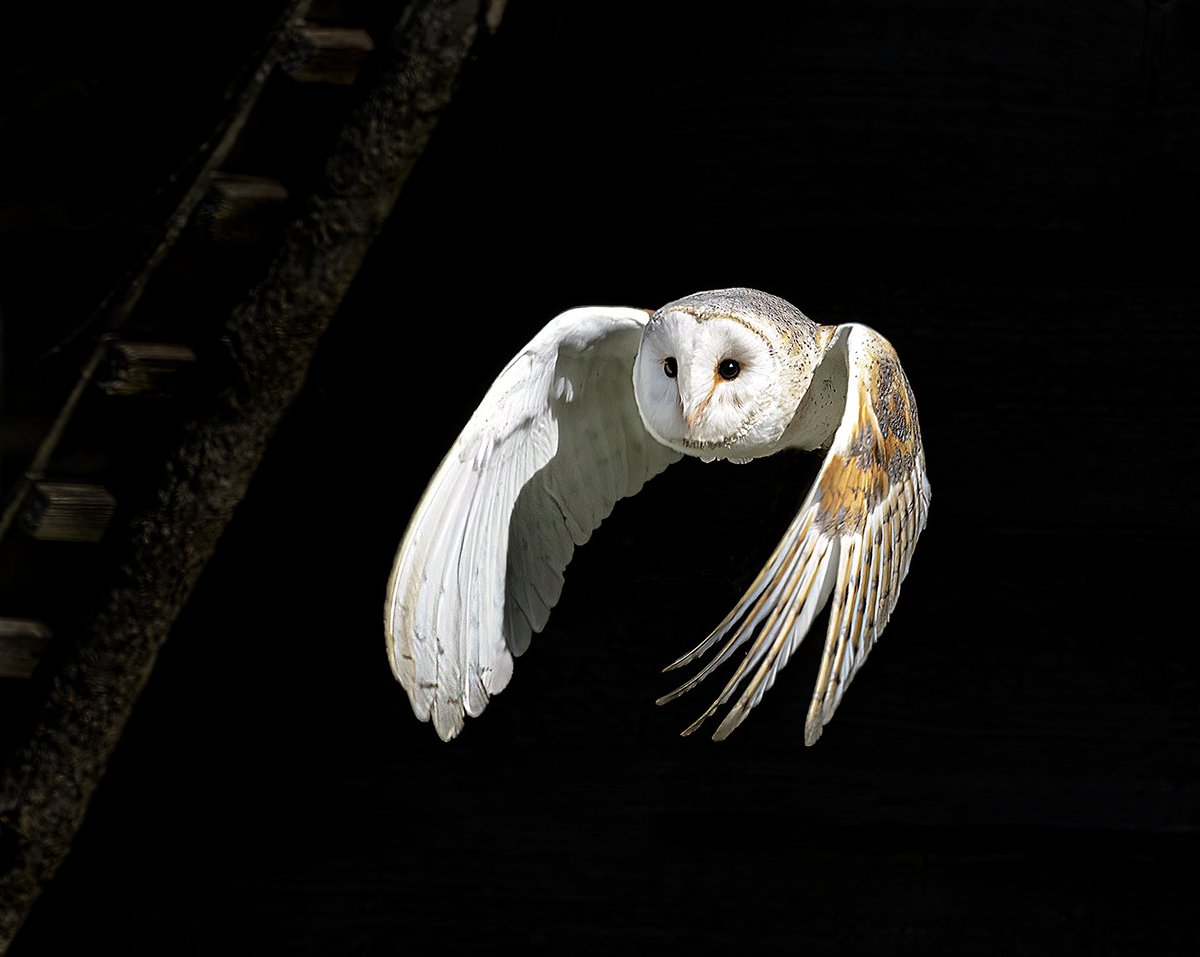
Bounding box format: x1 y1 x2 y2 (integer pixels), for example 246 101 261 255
684 381 718 430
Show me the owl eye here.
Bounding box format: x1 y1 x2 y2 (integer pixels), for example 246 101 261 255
718 358 741 380
663 356 678 378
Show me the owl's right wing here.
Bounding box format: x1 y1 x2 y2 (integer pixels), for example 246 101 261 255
386 307 681 741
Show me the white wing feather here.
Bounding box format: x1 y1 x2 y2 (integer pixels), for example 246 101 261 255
385 307 680 740
659 323 930 743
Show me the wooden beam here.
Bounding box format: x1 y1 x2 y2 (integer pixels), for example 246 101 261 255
0 620 52 679
21 482 116 543
0 0 319 550
283 24 376 85
0 3 503 945
96 341 197 398
196 173 289 245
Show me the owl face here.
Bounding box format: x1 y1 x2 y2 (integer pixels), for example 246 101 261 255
633 307 787 461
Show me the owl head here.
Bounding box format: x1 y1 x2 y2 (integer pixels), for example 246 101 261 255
632 288 820 462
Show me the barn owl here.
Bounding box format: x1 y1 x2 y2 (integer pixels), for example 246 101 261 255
386 288 929 744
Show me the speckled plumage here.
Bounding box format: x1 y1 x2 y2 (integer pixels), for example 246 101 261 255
386 288 930 743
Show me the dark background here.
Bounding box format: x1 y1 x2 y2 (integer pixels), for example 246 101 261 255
3 1 1198 954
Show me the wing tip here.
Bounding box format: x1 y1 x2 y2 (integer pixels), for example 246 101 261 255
803 715 824 747
432 706 465 743
710 702 752 741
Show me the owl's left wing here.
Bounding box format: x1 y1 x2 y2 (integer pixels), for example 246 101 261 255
658 323 930 744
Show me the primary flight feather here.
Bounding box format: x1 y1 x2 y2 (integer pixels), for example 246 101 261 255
385 288 930 743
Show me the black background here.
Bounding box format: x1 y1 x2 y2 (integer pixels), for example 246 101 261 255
3 1 1199 954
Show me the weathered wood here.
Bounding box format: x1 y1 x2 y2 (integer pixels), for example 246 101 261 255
0 0 318 547
282 24 376 85
0 1 503 948
20 482 116 543
0 620 51 679
195 173 289 245
95 341 197 398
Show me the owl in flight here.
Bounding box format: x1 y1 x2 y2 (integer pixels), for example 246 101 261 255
386 288 930 744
